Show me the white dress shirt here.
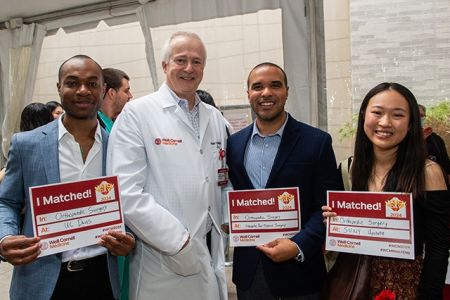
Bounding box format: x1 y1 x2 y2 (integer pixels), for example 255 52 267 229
57 115 106 262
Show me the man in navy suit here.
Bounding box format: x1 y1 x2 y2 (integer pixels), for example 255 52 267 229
227 62 341 299
0 55 134 300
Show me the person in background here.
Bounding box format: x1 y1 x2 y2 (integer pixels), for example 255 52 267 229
323 83 449 299
196 89 217 107
107 31 229 300
0 55 135 300
97 68 132 133
20 102 54 132
227 62 341 299
197 89 233 137
46 100 64 119
0 103 54 184
418 104 450 180
97 68 133 300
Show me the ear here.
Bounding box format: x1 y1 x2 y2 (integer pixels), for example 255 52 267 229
423 126 433 139
106 87 116 100
162 61 168 74
56 82 61 95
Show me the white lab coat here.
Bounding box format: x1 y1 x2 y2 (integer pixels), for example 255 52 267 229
107 83 229 300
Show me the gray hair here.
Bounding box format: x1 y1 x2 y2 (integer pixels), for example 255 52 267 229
161 31 207 63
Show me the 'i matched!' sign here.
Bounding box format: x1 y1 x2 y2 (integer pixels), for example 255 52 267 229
29 176 125 257
325 191 414 260
227 187 300 247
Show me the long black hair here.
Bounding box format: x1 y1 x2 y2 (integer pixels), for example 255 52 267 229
20 103 54 132
45 101 62 114
352 82 426 199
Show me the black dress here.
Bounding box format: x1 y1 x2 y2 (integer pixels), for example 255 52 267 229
370 190 450 299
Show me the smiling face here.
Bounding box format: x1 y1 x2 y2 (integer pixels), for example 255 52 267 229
51 105 64 119
363 89 410 153
57 57 104 120
247 64 288 126
162 35 206 102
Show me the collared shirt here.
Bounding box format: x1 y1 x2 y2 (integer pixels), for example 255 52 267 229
97 110 114 133
244 114 288 189
58 115 106 262
243 114 304 261
168 87 201 140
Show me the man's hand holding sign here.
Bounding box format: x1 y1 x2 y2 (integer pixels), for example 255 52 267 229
227 187 301 253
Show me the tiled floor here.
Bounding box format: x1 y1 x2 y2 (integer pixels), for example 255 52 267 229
0 261 237 300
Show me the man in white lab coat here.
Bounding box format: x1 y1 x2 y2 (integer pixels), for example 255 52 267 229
107 31 229 300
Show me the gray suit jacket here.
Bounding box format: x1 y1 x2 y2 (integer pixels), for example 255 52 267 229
0 120 119 300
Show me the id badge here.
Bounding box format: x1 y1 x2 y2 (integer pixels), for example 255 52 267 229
217 148 228 186
217 168 229 186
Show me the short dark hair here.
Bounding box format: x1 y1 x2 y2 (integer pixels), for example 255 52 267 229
20 103 54 132
247 62 288 89
196 90 217 108
45 101 62 113
58 54 103 83
102 68 130 94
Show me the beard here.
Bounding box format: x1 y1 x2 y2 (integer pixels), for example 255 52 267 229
254 106 284 122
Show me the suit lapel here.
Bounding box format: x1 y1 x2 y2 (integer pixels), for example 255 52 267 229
266 116 300 187
174 105 197 137
41 121 60 184
40 121 108 181
235 125 255 189
198 103 211 146
101 127 108 176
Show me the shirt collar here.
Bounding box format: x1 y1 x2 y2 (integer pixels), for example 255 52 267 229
166 84 200 111
251 112 288 138
58 113 102 143
97 111 114 133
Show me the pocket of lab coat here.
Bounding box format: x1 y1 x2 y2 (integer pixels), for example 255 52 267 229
162 237 202 276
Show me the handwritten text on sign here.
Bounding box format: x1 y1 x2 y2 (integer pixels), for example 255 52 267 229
228 187 300 247
325 191 414 259
30 176 125 256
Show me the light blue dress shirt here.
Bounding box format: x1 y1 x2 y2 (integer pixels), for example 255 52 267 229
244 114 288 189
243 114 304 261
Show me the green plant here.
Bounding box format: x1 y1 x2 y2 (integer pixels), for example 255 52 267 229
338 113 358 142
425 100 450 154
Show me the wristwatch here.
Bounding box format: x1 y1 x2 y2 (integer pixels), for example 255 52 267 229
293 242 304 262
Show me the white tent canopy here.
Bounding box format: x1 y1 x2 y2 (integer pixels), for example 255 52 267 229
0 0 326 164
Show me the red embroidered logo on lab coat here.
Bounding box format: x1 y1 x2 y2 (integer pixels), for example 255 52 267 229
154 138 183 146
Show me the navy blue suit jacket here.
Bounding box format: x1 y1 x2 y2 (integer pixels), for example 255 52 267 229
227 114 342 297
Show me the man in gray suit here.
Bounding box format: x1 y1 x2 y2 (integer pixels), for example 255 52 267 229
0 55 134 300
